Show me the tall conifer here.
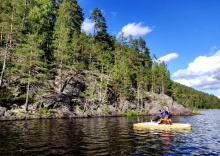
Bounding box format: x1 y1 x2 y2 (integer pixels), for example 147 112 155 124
14 0 53 111
53 0 84 92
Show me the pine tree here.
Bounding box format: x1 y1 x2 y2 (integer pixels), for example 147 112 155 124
158 61 170 94
19 34 46 111
151 59 160 93
70 31 91 69
90 7 113 49
12 0 53 111
111 35 132 102
53 0 84 92
0 0 18 87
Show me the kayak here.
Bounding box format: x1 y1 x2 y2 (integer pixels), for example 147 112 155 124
133 122 192 130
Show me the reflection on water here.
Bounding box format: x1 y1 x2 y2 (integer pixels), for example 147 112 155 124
0 110 220 155
133 128 194 155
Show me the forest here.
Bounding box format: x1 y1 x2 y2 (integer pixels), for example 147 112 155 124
0 0 220 116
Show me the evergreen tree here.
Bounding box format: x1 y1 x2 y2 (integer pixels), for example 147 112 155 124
18 34 46 111
91 7 107 37
0 0 19 87
70 31 91 69
159 61 170 94
90 7 113 49
151 59 170 94
53 0 84 92
68 0 84 35
1 0 220 113
112 36 132 102
151 59 158 93
12 0 53 111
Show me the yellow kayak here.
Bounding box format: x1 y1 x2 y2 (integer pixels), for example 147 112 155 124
133 122 192 130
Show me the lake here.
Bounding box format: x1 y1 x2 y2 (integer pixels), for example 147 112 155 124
0 109 220 155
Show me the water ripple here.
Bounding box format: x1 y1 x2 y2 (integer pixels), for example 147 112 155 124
0 110 220 155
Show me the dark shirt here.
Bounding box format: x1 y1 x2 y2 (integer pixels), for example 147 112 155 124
161 110 169 118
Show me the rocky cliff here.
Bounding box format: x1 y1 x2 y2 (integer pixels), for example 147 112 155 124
0 69 194 121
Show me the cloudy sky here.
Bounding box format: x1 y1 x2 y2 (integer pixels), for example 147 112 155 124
78 0 220 98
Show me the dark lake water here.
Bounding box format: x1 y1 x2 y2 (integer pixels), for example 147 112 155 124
0 109 220 156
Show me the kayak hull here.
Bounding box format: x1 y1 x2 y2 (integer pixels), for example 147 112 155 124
133 122 192 130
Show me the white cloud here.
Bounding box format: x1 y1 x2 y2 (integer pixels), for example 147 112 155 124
82 18 94 34
218 90 220 98
118 22 152 37
172 50 220 98
173 50 220 77
158 53 179 63
213 69 220 79
174 75 220 90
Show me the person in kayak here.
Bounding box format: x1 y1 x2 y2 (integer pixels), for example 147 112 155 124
159 106 172 124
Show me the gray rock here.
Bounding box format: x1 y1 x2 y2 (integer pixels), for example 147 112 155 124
0 106 6 117
144 93 194 115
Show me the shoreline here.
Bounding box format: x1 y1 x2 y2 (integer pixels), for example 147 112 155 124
0 111 195 121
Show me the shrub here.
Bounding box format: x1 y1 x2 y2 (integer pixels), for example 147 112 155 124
124 110 139 116
39 108 54 116
101 105 110 114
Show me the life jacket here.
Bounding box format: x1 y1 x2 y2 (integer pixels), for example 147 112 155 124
159 115 170 124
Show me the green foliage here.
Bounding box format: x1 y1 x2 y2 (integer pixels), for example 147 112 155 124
38 88 53 95
53 0 84 69
172 82 220 109
75 106 83 113
39 108 54 116
33 112 41 118
17 109 25 118
124 110 139 116
1 1 220 114
0 86 12 106
101 105 110 114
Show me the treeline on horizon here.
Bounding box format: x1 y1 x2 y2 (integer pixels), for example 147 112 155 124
0 0 219 112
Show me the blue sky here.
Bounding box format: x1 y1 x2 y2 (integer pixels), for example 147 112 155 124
78 0 220 98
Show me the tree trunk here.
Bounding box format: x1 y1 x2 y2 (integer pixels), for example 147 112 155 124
161 70 165 94
99 67 103 104
24 64 31 112
137 82 140 111
24 75 30 112
0 6 14 87
0 45 8 87
24 47 33 112
102 74 110 105
151 74 155 93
